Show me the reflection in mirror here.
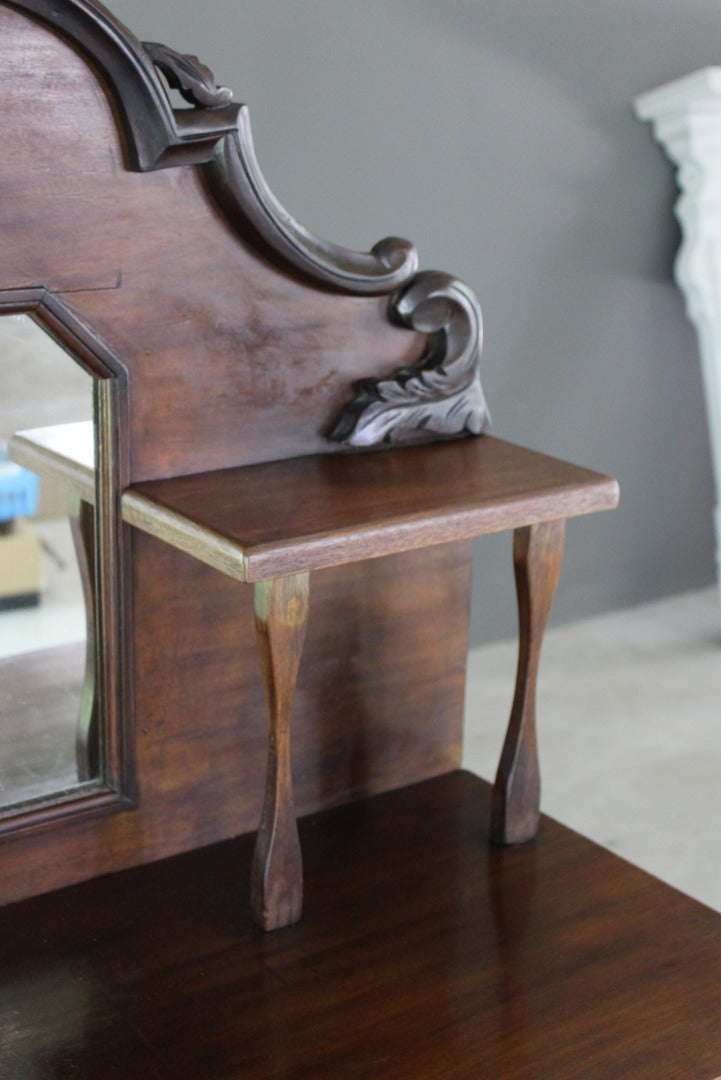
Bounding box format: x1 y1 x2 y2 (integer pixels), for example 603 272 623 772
0 314 95 808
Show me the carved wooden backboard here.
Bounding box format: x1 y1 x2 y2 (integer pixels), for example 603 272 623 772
0 0 487 903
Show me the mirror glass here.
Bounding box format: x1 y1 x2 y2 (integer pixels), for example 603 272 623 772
0 314 96 808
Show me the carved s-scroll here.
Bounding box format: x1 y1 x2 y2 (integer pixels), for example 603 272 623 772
330 272 491 447
205 110 491 448
206 110 418 294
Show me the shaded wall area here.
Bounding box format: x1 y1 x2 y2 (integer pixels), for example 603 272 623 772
106 0 719 643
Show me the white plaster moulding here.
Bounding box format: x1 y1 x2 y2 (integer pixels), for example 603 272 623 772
635 69 721 596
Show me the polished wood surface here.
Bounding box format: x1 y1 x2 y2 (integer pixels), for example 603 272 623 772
0 0 470 908
2 771 720 1079
126 436 618 581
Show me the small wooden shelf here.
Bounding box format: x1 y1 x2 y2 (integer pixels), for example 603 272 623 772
126 435 618 582
11 423 618 582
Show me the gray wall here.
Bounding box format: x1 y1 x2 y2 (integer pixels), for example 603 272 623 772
110 0 719 645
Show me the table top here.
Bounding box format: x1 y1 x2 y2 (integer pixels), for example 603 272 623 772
9 423 618 582
3 770 720 1079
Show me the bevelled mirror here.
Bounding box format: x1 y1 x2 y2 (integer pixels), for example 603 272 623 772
0 312 126 829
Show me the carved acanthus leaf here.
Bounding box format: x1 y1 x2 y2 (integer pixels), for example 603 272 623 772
330 271 491 447
144 41 232 109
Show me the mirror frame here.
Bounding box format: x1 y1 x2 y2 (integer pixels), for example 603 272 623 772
0 286 133 833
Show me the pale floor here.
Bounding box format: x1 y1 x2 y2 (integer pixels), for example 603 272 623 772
464 585 721 914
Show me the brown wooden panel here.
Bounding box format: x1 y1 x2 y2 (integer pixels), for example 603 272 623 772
0 540 471 905
3 771 721 1079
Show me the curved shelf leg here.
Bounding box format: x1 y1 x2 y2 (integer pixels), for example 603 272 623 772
69 494 99 782
491 519 565 845
251 572 309 931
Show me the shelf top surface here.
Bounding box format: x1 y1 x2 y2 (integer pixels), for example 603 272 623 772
126 435 619 581
8 424 618 581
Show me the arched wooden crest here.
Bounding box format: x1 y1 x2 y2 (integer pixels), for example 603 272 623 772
9 0 491 448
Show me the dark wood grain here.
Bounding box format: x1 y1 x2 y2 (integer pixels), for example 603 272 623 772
126 436 619 582
251 573 309 930
2 771 721 1080
492 520 566 844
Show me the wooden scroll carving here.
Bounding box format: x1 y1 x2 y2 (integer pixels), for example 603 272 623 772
206 116 491 446
10 0 491 448
329 271 490 446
